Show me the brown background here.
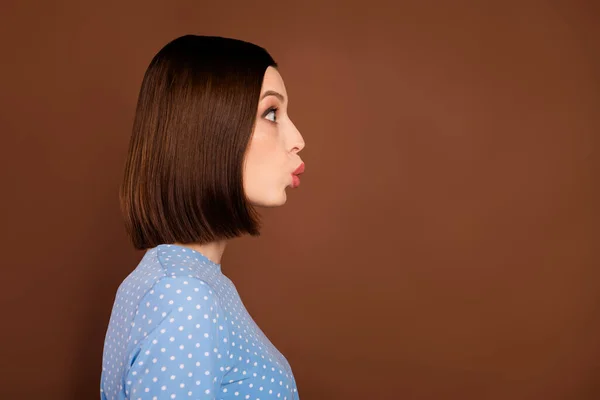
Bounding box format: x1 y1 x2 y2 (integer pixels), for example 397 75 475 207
0 1 598 399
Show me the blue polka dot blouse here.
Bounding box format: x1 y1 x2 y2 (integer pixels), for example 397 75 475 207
100 244 299 400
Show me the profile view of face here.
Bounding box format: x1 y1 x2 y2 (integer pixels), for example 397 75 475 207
243 66 306 207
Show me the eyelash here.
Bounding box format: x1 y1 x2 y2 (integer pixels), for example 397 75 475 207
263 106 279 122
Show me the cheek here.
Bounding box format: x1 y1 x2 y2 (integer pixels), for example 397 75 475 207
245 132 276 179
246 129 281 170
249 129 278 154
243 130 287 201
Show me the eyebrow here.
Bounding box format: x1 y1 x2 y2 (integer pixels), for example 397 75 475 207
260 90 285 103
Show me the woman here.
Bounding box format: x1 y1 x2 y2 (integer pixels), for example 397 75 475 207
100 35 305 400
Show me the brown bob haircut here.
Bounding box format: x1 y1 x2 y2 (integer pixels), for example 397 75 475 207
120 35 277 250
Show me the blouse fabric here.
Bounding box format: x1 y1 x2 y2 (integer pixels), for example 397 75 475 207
100 244 299 400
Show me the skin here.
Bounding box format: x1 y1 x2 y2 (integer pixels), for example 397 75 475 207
244 66 305 207
176 66 305 263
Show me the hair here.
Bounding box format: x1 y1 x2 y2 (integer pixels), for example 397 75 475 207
119 35 277 250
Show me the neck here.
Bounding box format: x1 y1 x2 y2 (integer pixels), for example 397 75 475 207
173 240 227 265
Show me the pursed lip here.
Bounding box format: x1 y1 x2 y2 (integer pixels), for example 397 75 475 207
292 163 305 175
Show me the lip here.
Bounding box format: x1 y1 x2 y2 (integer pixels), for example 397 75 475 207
291 174 301 188
290 162 304 188
292 163 305 175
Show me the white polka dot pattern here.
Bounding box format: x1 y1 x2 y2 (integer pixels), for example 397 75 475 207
100 244 299 399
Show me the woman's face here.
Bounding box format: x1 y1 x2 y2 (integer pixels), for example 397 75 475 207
243 66 305 207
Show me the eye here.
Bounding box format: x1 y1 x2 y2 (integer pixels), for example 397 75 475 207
264 107 278 123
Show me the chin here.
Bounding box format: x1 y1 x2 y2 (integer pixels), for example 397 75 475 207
250 190 288 208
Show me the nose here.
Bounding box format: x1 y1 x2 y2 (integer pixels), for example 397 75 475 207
290 121 305 153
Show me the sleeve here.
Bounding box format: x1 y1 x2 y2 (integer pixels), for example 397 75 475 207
124 276 226 399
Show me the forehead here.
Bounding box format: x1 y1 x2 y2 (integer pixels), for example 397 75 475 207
260 66 287 96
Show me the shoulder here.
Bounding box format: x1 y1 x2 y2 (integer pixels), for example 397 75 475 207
129 275 224 345
145 275 220 311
